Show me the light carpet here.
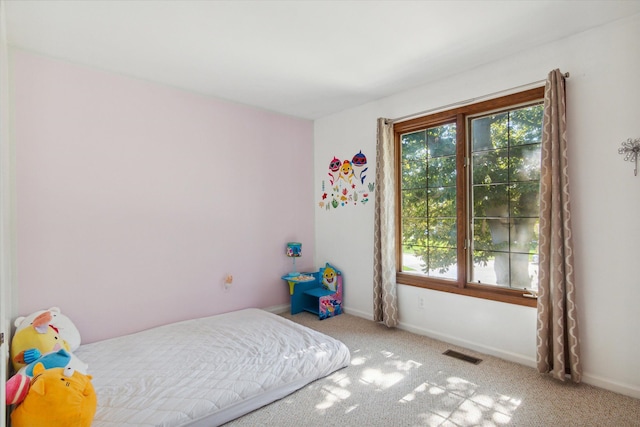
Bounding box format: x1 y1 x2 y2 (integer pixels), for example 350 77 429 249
224 311 639 426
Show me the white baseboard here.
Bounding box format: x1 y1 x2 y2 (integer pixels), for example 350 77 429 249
396 319 640 399
342 306 534 366
581 372 640 399
341 307 640 399
397 320 537 368
341 306 373 320
263 304 290 315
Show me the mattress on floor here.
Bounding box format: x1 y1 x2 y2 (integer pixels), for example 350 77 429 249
74 308 350 426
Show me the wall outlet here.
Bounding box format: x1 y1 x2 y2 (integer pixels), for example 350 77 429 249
419 297 424 309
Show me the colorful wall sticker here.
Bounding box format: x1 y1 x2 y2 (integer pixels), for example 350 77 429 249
319 150 375 210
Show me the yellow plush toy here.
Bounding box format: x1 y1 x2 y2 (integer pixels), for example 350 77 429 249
10 311 71 371
14 307 82 351
11 363 97 427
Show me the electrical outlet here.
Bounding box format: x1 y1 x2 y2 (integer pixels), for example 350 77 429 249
419 297 424 309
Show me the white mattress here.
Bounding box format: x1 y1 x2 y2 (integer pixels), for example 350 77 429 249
74 308 350 426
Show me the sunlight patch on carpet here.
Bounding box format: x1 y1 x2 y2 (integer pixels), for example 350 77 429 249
350 356 367 365
386 358 422 371
359 368 404 389
314 388 344 410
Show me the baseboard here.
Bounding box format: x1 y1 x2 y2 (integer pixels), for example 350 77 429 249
397 320 537 368
397 320 640 399
341 308 640 399
342 307 534 366
581 372 640 399
341 306 373 320
263 304 290 315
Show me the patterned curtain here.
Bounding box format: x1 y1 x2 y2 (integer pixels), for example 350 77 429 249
536 69 581 382
373 118 398 327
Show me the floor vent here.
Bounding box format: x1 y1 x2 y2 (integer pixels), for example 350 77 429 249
443 349 482 365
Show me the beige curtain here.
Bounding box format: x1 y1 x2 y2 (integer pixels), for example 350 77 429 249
373 118 398 327
536 69 581 382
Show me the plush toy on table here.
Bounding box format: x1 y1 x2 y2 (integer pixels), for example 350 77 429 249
11 363 97 427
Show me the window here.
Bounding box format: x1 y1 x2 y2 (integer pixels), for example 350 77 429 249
395 88 544 306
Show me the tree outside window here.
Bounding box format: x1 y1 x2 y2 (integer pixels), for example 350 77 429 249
395 88 544 306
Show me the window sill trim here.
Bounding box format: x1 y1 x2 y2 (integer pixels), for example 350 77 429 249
396 272 537 308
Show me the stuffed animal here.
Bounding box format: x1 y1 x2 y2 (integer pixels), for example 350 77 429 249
5 373 29 405
14 307 82 351
11 363 97 427
6 349 82 405
8 309 88 405
22 349 71 376
10 311 71 371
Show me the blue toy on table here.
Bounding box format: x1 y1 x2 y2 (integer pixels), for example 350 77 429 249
282 263 343 320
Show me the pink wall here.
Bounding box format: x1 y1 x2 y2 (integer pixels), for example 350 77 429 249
13 50 315 343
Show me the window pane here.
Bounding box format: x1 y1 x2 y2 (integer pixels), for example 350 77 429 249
425 247 457 279
472 148 508 184
403 246 457 279
472 250 505 285
510 253 537 290
509 144 541 181
401 123 457 280
510 218 539 254
470 103 542 291
428 217 457 248
509 182 540 217
402 245 426 273
428 155 456 187
402 189 427 218
471 112 508 151
472 250 537 290
428 124 456 157
508 105 543 146
428 187 456 218
402 160 426 189
473 183 509 218
473 218 509 252
401 131 427 161
401 218 428 248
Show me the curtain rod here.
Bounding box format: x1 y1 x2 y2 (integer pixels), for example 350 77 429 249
387 72 570 124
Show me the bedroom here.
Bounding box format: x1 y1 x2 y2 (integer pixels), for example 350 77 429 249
1 1 639 425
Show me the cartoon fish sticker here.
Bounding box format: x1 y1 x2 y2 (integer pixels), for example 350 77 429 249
328 157 341 185
339 160 355 184
352 150 368 184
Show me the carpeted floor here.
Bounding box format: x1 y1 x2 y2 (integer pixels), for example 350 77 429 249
224 311 640 427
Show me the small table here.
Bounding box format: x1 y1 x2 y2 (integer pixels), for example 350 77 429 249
281 272 333 316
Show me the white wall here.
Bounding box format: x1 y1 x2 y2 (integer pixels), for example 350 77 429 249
314 14 640 398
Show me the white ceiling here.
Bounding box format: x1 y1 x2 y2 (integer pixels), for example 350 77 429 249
5 0 640 119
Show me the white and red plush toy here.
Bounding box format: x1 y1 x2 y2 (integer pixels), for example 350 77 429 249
10 311 72 372
7 308 96 427
6 308 88 407
14 306 82 351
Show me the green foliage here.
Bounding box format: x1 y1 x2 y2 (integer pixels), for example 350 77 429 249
400 104 543 288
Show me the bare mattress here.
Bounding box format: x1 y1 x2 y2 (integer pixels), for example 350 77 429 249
74 308 350 426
